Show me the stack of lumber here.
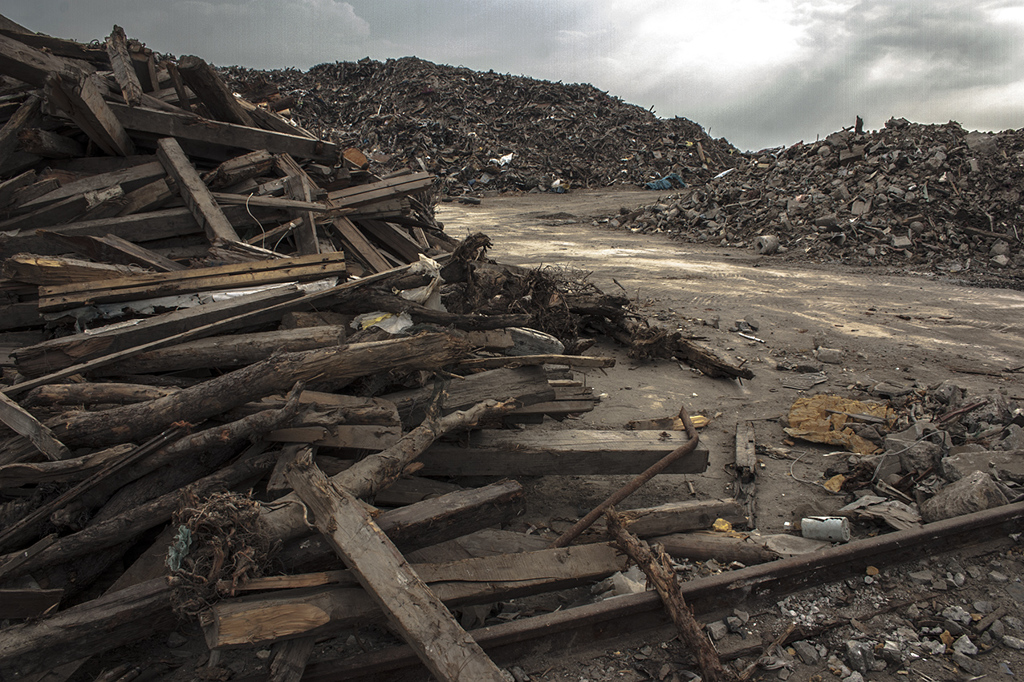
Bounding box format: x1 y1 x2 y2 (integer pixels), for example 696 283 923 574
0 18 749 682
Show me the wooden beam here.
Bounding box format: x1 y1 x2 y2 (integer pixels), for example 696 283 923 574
14 286 305 378
0 32 81 87
330 216 390 273
105 25 142 107
0 94 40 167
326 172 433 208
0 390 70 460
276 153 321 254
2 254 144 286
176 54 255 127
40 231 185 272
419 430 710 476
203 149 274 189
16 127 85 159
37 251 348 312
45 72 134 157
162 60 191 112
18 159 163 210
358 218 424 263
285 454 508 681
156 136 240 244
109 102 339 163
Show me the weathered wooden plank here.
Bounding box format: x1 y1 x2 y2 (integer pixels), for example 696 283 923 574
330 216 390 273
40 232 185 272
2 254 143 286
156 136 239 244
0 94 40 167
45 72 134 157
276 153 321 255
105 25 142 107
177 54 254 127
420 430 710 476
109 102 339 163
14 286 305 378
162 60 191 112
284 454 508 681
203 149 274 189
0 390 70 460
205 541 624 651
326 172 433 207
37 251 347 311
0 32 81 87
16 128 84 159
617 499 749 536
358 219 423 263
18 159 163 211
267 423 402 451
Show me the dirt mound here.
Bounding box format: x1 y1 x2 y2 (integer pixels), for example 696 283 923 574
602 118 1024 287
220 57 738 194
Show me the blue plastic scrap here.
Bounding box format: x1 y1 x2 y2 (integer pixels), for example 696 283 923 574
644 173 686 190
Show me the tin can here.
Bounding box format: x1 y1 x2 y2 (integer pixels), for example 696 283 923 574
801 516 851 542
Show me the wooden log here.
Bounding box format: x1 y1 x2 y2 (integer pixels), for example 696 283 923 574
606 511 735 682
156 136 240 244
0 578 176 677
109 102 338 163
0 445 279 582
45 72 134 157
48 332 469 448
617 499 749 537
2 254 143 286
14 286 304 378
260 395 514 543
653 532 780 565
457 354 616 371
0 587 63 619
90 325 347 375
40 231 184 272
105 25 142 107
419 429 710 476
0 443 133 489
177 54 255 127
16 128 85 159
0 94 41 167
205 541 624 652
285 453 508 681
37 250 348 312
735 421 757 529
384 365 555 426
333 290 530 331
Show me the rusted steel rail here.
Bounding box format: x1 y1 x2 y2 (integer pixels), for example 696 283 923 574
268 500 1024 682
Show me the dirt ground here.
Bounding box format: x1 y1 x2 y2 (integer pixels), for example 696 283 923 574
432 188 1024 681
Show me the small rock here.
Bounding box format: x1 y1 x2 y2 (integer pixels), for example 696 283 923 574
909 570 935 584
892 235 913 248
943 606 972 625
993 254 1011 268
953 635 979 656
726 616 744 633
509 665 531 682
1003 635 1024 650
845 640 876 673
879 641 903 665
792 640 819 665
991 620 1006 639
706 621 728 641
1005 616 1024 632
842 673 864 682
991 571 1010 582
827 654 852 678
166 631 188 648
919 640 946 655
953 652 985 675
974 600 995 614
816 347 844 364
734 609 751 624
1000 424 1024 451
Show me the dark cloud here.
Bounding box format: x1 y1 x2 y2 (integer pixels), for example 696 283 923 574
3 0 1022 151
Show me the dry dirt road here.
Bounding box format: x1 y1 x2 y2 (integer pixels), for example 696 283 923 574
437 188 1024 533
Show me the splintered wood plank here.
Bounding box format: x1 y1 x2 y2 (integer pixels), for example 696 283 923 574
276 153 321 255
156 136 240 244
105 25 142 107
37 251 347 312
18 159 164 211
0 32 81 87
162 60 191 112
46 72 134 157
2 254 145 286
326 172 433 207
358 219 424 263
41 231 185 272
0 94 40 167
177 55 254 127
0 390 70 460
284 455 507 682
17 128 85 159
109 102 339 163
420 430 710 476
203 149 274 189
330 216 390 273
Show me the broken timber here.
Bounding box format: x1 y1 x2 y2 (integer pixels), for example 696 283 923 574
285 452 508 682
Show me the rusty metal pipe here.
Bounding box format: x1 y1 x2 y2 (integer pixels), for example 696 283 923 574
551 404 699 548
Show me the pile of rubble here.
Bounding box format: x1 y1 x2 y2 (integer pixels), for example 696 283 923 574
220 57 738 195
603 118 1024 288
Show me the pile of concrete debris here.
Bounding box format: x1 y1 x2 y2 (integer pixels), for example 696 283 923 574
603 118 1024 288
221 57 738 195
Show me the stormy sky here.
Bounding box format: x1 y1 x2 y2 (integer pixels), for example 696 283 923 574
6 1 1023 151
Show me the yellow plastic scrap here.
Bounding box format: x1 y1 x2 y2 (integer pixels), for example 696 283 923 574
783 394 894 455
712 518 732 532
